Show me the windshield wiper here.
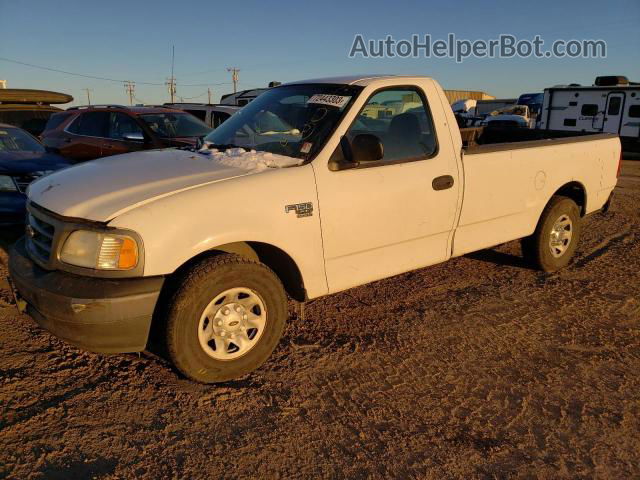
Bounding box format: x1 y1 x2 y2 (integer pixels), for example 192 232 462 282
204 143 249 151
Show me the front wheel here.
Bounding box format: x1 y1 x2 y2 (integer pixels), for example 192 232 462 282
164 254 287 383
522 196 582 272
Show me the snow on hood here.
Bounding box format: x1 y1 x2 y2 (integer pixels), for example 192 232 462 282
28 148 301 222
200 146 303 172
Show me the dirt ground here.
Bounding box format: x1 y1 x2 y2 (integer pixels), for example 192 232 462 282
1 162 639 480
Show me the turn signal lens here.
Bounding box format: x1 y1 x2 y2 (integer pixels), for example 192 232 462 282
118 237 138 269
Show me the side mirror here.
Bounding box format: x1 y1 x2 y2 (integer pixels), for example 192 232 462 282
122 132 145 142
351 133 383 163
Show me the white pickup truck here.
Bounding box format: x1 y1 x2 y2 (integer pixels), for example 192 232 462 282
10 75 620 383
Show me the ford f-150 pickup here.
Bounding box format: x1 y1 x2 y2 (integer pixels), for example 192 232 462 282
9 75 620 383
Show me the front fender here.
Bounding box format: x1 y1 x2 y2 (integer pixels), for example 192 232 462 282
109 164 329 299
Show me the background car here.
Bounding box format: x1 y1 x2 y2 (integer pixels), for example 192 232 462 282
0 123 69 224
0 88 73 137
162 103 240 129
41 105 212 162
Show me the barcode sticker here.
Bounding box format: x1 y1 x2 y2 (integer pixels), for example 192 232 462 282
307 94 351 109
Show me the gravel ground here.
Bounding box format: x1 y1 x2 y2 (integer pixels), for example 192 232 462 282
1 162 639 479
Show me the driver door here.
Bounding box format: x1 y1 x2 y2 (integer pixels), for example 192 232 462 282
312 86 460 294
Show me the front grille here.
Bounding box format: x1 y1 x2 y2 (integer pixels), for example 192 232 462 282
12 174 40 193
26 211 55 262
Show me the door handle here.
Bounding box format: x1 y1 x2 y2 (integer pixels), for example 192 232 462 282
432 175 454 191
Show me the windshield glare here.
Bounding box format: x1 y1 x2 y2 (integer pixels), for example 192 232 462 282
204 84 362 159
140 113 211 138
0 127 44 153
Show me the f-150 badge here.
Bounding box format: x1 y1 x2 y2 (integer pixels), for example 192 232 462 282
285 202 313 218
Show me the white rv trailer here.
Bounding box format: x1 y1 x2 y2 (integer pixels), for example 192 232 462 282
539 76 640 153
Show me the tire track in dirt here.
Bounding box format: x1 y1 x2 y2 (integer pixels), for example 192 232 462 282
0 167 639 478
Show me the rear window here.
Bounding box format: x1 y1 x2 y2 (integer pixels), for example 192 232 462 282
44 112 73 131
628 105 640 118
580 104 599 116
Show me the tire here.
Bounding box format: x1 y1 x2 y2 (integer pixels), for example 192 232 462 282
164 254 287 383
522 196 582 272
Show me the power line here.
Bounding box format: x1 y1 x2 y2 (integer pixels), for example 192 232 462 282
132 94 147 105
0 56 232 87
181 91 208 100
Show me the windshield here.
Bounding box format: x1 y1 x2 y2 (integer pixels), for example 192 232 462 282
139 113 211 138
204 84 362 159
517 93 543 106
0 127 45 153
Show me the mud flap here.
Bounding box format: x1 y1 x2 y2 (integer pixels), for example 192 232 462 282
602 193 614 214
6 275 27 313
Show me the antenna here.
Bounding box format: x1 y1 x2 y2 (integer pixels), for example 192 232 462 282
82 88 93 105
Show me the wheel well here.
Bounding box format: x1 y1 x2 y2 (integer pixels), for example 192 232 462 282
167 242 306 302
553 182 586 216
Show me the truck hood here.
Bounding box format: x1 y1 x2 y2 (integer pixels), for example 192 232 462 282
27 149 251 222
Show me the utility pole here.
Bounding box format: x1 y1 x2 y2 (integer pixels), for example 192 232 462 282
82 88 92 105
207 88 212 104
165 77 176 103
227 67 240 93
165 44 177 103
123 81 135 106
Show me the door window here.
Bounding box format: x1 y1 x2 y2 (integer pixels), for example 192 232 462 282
607 97 622 115
346 88 437 164
68 111 110 137
212 111 230 128
107 112 144 140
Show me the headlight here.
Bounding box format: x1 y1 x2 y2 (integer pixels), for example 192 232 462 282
0 175 17 192
60 230 139 270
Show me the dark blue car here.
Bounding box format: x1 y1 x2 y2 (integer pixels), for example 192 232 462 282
0 123 70 225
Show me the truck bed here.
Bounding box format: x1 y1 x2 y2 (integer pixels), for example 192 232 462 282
453 126 620 259
460 126 618 153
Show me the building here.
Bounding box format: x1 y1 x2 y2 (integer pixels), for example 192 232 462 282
443 89 495 104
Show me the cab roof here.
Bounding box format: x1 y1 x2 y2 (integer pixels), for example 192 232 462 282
282 74 432 87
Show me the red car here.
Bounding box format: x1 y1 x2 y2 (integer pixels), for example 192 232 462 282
41 105 212 162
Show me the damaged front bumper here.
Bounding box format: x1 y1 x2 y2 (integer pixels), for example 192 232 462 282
9 238 164 353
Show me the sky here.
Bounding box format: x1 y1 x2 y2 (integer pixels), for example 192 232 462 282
1 0 638 106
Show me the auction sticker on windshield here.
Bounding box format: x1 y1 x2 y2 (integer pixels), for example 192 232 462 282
307 94 351 109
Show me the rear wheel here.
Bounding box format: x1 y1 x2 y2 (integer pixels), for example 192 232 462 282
164 254 287 383
522 196 582 272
